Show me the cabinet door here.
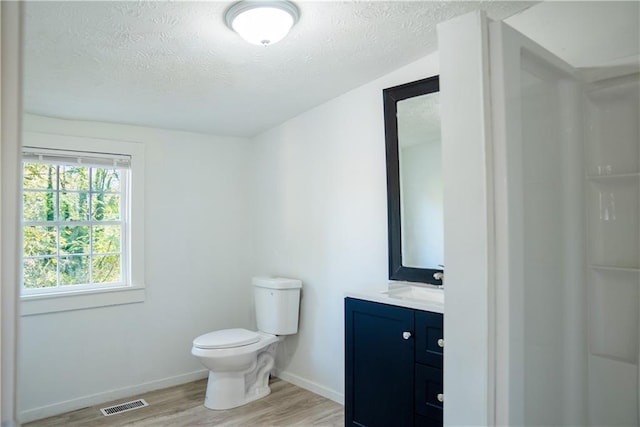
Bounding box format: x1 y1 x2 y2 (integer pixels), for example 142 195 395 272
415 311 443 367
345 298 414 427
415 364 443 426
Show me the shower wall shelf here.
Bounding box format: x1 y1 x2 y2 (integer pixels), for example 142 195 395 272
590 265 640 273
591 351 639 366
587 173 640 182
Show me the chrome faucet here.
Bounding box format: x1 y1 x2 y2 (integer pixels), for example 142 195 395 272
433 265 444 287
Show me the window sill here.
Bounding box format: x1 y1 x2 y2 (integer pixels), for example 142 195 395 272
21 285 145 316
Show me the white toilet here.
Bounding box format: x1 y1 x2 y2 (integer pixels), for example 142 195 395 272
191 277 302 410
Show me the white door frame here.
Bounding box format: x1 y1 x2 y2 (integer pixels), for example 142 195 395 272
1 2 23 426
438 11 496 426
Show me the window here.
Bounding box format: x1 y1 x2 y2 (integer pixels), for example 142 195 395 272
22 148 130 294
21 132 145 315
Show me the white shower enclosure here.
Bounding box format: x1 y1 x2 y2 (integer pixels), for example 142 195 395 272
440 11 639 427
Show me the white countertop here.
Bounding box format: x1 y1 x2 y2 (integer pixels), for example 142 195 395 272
345 282 444 314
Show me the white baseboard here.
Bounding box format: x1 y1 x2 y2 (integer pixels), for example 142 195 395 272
19 369 209 424
273 370 344 405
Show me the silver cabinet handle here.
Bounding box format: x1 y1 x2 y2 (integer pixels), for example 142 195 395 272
402 331 412 340
437 393 444 403
437 338 444 348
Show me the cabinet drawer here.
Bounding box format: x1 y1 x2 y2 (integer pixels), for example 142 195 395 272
415 311 443 367
415 363 443 424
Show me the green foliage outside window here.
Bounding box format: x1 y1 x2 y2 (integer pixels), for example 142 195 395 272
23 162 124 289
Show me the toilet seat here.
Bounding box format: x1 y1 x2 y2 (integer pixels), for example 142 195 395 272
193 328 260 349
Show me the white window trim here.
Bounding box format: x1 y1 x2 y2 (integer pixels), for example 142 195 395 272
21 132 145 316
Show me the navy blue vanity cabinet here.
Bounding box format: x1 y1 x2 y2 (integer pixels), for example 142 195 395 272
345 297 444 427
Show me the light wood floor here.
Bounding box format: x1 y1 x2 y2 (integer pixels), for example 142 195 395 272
24 377 344 426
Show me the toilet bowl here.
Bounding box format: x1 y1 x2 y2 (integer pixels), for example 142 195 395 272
191 277 302 410
192 328 280 410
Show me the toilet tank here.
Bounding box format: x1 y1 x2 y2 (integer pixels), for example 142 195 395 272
253 277 302 335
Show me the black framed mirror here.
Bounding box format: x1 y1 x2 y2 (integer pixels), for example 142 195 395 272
384 75 443 285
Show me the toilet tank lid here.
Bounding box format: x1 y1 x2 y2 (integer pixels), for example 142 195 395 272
252 276 302 289
193 328 260 349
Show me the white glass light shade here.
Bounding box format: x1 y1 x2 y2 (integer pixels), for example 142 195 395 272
225 1 299 46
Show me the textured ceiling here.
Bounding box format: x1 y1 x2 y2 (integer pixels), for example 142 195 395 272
24 1 534 137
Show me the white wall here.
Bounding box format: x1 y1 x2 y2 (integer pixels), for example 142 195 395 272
18 115 254 422
251 53 439 401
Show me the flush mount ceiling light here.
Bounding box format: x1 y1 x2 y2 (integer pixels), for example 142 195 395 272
225 1 300 47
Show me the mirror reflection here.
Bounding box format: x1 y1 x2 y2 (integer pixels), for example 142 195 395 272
397 92 443 268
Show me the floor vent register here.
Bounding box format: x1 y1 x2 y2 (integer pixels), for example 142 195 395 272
100 399 149 416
